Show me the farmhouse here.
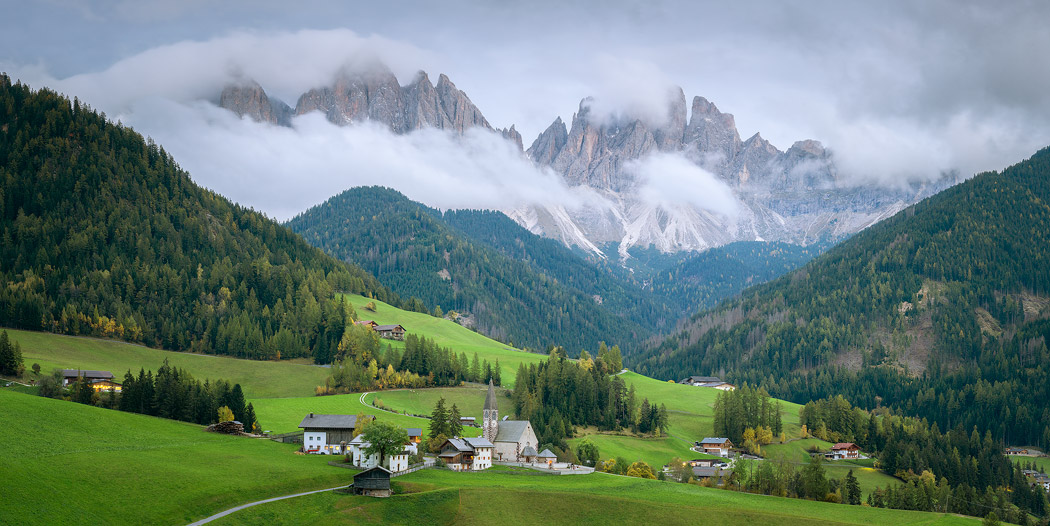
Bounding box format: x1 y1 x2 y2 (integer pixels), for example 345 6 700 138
438 437 494 471
60 370 121 392
407 428 422 445
374 324 406 341
460 416 477 427
298 413 374 455
830 442 861 460
351 466 392 497
348 434 414 472
692 467 732 485
700 437 733 457
482 380 540 462
678 375 735 390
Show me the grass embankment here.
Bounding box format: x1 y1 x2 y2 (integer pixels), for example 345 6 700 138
211 467 981 526
343 294 547 387
1011 455 1050 471
0 390 351 525
4 328 327 399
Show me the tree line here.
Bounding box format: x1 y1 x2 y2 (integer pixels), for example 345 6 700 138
36 360 259 432
319 332 502 394
511 348 666 454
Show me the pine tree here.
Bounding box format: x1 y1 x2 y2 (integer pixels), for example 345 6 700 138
845 469 862 505
448 404 464 437
429 397 450 438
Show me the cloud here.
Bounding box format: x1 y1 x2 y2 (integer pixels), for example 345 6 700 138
113 97 587 221
626 153 739 216
579 56 682 128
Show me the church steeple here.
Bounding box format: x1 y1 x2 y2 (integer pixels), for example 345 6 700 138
483 379 498 442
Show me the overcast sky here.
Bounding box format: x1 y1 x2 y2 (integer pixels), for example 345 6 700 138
3 0 1050 219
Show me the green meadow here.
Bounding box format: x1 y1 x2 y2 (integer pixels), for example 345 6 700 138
5 328 328 399
211 466 981 526
343 294 548 386
1011 455 1050 471
0 390 350 525
364 384 511 420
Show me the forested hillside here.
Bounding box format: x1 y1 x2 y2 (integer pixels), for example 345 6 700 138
634 147 1050 450
0 75 395 363
286 186 654 352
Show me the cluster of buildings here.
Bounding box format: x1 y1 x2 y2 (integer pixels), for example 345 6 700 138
1023 470 1050 492
678 376 735 391
301 381 544 475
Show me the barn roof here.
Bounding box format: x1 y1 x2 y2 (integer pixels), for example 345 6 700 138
464 437 494 449
407 428 422 437
701 437 731 445
374 324 404 331
61 369 114 379
298 414 362 429
832 442 859 450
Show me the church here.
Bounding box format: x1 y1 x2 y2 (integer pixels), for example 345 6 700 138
483 380 539 462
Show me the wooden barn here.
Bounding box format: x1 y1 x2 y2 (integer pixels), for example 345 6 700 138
374 324 406 341
352 466 392 497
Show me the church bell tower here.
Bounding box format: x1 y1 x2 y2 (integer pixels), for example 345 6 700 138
483 379 498 442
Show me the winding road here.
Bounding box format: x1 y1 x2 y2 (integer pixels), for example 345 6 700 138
186 485 345 525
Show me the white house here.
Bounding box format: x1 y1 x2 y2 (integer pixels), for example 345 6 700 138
830 443 860 460
299 413 372 455
438 437 494 471
348 434 414 472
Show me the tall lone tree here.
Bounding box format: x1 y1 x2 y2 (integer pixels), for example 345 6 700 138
362 421 409 467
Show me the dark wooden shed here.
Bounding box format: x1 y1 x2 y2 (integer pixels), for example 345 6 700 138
352 466 392 497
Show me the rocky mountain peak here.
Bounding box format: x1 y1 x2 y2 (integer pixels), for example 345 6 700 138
788 139 826 157
218 79 292 126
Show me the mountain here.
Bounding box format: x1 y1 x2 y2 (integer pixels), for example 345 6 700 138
219 66 523 146
512 93 954 258
0 75 398 364
631 147 1050 450
285 186 663 352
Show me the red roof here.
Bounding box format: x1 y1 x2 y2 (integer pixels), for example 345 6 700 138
832 442 859 450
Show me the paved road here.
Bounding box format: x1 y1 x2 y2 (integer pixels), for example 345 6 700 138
186 485 345 525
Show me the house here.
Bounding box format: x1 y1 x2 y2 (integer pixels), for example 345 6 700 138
482 380 539 462
298 413 374 455
438 437 494 471
374 324 406 341
692 467 732 485
460 416 477 427
1023 470 1050 492
407 428 422 445
355 320 378 329
538 449 557 467
348 434 414 472
60 370 120 391
678 375 736 390
700 437 733 457
830 443 861 460
352 466 392 497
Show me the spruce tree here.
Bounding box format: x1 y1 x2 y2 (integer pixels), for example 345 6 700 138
845 469 862 505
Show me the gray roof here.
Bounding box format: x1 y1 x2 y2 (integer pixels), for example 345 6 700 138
494 420 531 443
464 437 494 449
701 437 731 445
521 445 538 457
445 438 473 452
374 324 404 331
61 369 114 379
692 467 731 478
298 414 362 429
681 376 721 384
484 379 498 411
407 428 422 437
538 448 556 459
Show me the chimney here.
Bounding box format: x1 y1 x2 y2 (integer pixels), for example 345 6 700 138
309 412 314 418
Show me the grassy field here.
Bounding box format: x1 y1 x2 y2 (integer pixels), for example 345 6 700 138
0 389 353 525
364 384 511 421
566 433 702 468
1011 455 1050 471
250 392 482 439
4 328 328 399
759 439 898 498
211 466 981 526
343 294 548 386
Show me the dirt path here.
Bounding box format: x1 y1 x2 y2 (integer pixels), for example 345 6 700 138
186 485 345 525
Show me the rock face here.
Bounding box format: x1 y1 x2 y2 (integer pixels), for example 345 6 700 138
218 67 506 140
217 68 954 257
218 81 292 126
512 93 953 258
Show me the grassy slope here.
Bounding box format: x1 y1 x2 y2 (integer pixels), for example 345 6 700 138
5 328 327 399
213 468 979 526
1011 455 1050 471
365 385 509 420
0 390 350 525
762 439 898 498
344 294 547 386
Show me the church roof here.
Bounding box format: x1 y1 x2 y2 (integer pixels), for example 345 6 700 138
494 420 531 443
484 379 498 411
538 448 556 459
